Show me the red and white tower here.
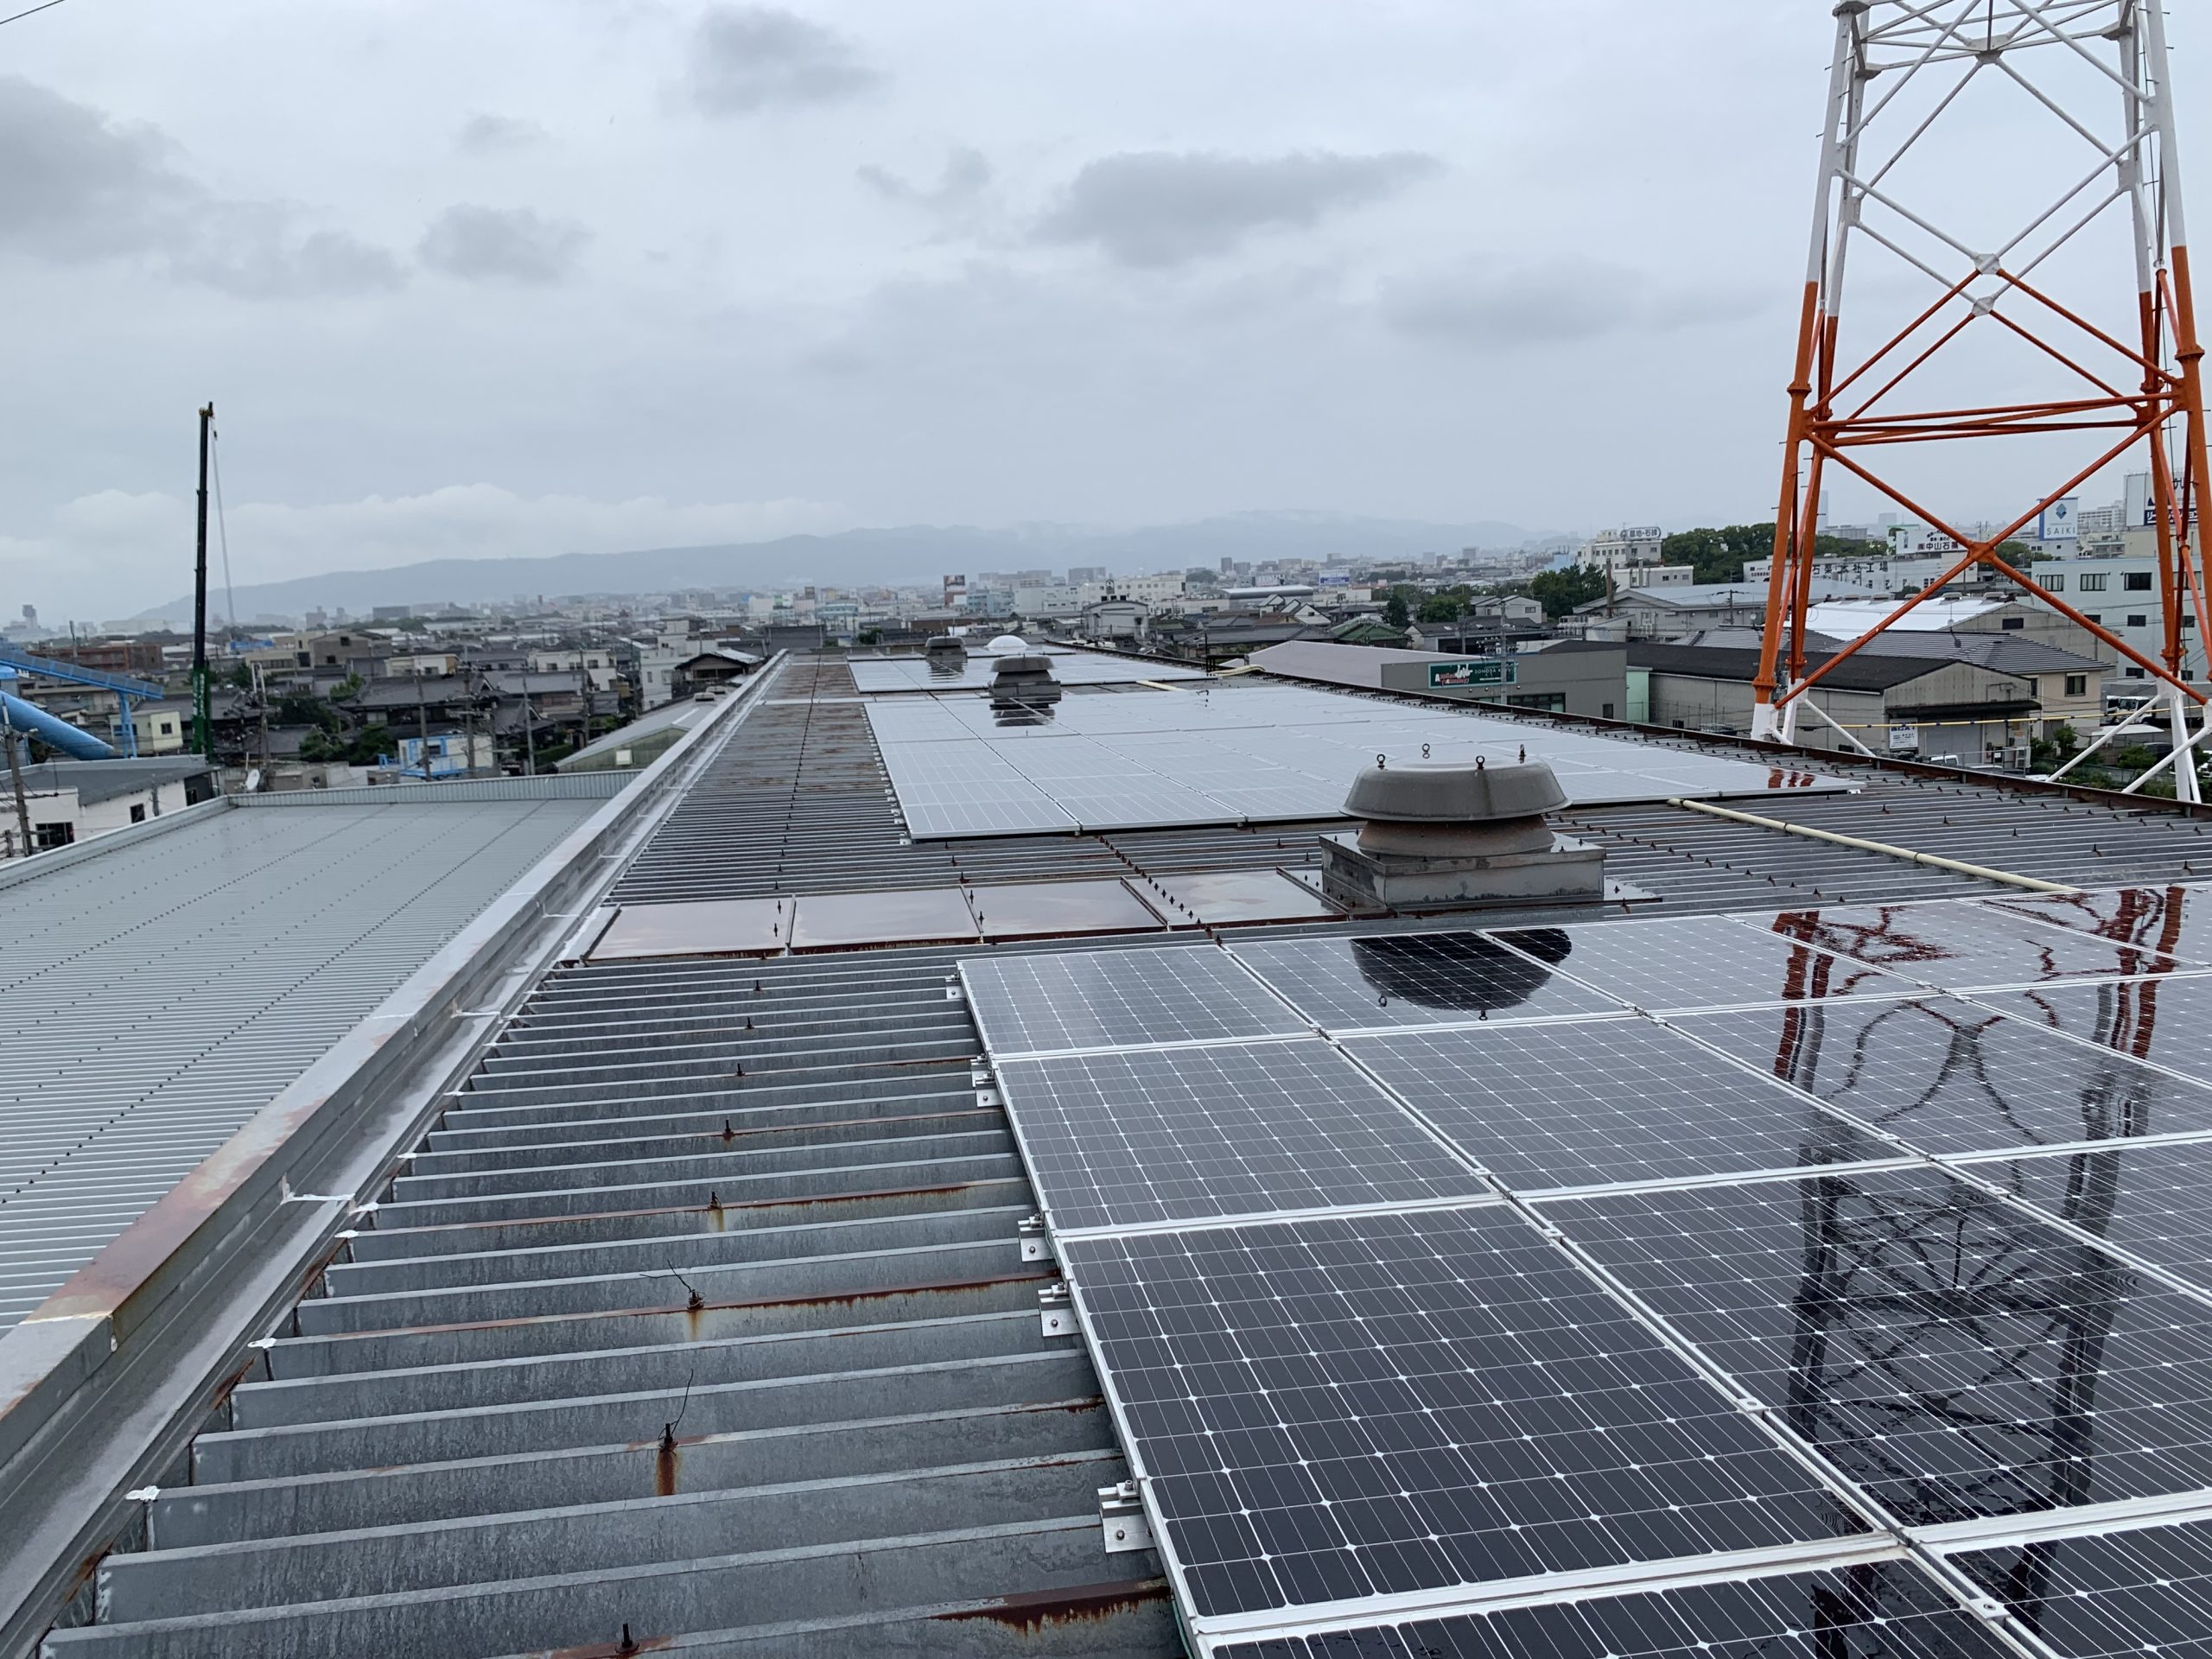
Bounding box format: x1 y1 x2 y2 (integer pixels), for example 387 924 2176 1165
1751 0 2212 801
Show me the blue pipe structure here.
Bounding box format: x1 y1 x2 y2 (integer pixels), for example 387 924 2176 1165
0 690 117 761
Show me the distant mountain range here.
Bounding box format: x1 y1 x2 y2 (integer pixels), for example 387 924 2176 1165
138 512 1547 622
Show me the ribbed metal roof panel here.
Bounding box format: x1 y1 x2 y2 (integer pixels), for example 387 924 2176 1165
0 797 602 1327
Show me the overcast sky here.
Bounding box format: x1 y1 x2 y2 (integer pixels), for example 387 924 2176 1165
3 0 2204 621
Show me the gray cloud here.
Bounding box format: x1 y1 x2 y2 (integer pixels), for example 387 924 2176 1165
857 146 991 212
0 74 194 262
0 75 404 298
419 204 591 284
684 5 880 116
456 112 547 154
1033 149 1441 268
174 216 407 299
1380 261 1744 349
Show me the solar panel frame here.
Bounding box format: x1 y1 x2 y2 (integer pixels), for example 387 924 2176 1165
1945 1133 2212 1296
1940 1514 2212 1657
1205 1555 2018 1659
1486 916 1920 1014
1728 899 2188 992
959 944 1312 1058
1342 1020 1903 1194
1661 993 2212 1157
1061 1206 1878 1625
1537 1165 2212 1531
1229 931 1632 1033
995 1039 1493 1233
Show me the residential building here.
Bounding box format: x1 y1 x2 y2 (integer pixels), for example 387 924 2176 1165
0 756 215 855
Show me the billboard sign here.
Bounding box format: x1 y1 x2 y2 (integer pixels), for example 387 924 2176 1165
1427 659 1517 690
2037 497 2079 541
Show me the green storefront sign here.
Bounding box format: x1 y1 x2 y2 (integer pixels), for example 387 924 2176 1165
1427 658 1517 690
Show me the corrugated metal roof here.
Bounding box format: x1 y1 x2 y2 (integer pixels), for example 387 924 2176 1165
20 651 2212 1657
0 796 603 1328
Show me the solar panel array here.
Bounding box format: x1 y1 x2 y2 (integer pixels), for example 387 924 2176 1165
849 647 1211 694
869 682 1851 838
963 883 2212 1655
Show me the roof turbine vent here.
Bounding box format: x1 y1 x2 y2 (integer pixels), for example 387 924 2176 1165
1321 755 1605 912
989 654 1063 707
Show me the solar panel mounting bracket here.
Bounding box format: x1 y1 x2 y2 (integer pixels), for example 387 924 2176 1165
1020 1214 1054 1262
1039 1281 1076 1338
1098 1481 1153 1554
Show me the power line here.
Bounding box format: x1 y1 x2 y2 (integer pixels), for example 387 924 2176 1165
0 0 74 28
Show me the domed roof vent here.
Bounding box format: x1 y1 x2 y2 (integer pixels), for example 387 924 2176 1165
1319 753 1604 911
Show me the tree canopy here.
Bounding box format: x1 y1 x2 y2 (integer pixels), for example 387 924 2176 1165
1528 566 1605 619
1659 524 1885 585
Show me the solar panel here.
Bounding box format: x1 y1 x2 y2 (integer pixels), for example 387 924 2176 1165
1975 976 2212 1088
1140 870 1344 926
1950 1135 2212 1294
1981 884 2212 967
866 683 1853 842
1664 994 2212 1155
1230 931 1629 1032
995 1040 1489 1231
1740 899 2185 991
966 877 1167 942
1062 1207 1870 1623
588 897 789 960
1944 1517 2212 1656
1210 1559 2015 1659
1538 1166 2212 1528
1344 1021 1892 1192
960 944 1308 1056
788 887 979 950
1488 917 1914 1013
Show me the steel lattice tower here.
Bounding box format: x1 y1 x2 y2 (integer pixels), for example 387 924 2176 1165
1751 1 2212 800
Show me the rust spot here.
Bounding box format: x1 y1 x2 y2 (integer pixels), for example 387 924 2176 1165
655 1426 680 1497
721 1120 735 1145
934 1578 1172 1633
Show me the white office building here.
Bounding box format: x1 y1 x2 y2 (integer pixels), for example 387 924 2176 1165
2034 543 2207 683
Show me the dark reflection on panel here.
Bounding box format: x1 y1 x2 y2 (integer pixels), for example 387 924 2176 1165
1984 883 2212 969
1491 915 1908 1012
1949 1517 2212 1656
1968 1137 2212 1294
1764 901 2183 990
1233 931 1626 1031
1667 994 2212 1155
1544 1167 2212 1528
1216 1559 2016 1657
1980 973 2212 1086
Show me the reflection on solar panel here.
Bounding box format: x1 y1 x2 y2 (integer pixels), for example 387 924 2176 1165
1064 1209 1867 1623
1211 1558 2012 1659
961 944 1307 1056
1742 899 2184 990
1983 882 2212 968
869 682 1851 840
996 1041 1487 1231
1344 1022 1891 1192
1138 868 1344 926
970 894 2212 1654
1946 1517 2212 1656
1666 994 2212 1154
1541 1167 2212 1526
1954 1136 2212 1291
1980 975 2212 1087
967 876 1168 941
1491 916 1913 1013
1231 931 1627 1032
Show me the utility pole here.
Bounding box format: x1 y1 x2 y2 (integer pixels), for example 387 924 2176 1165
192 404 215 762
2 703 30 858
522 687 537 776
415 671 431 779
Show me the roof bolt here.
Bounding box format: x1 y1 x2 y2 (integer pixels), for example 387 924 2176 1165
617 1624 639 1656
